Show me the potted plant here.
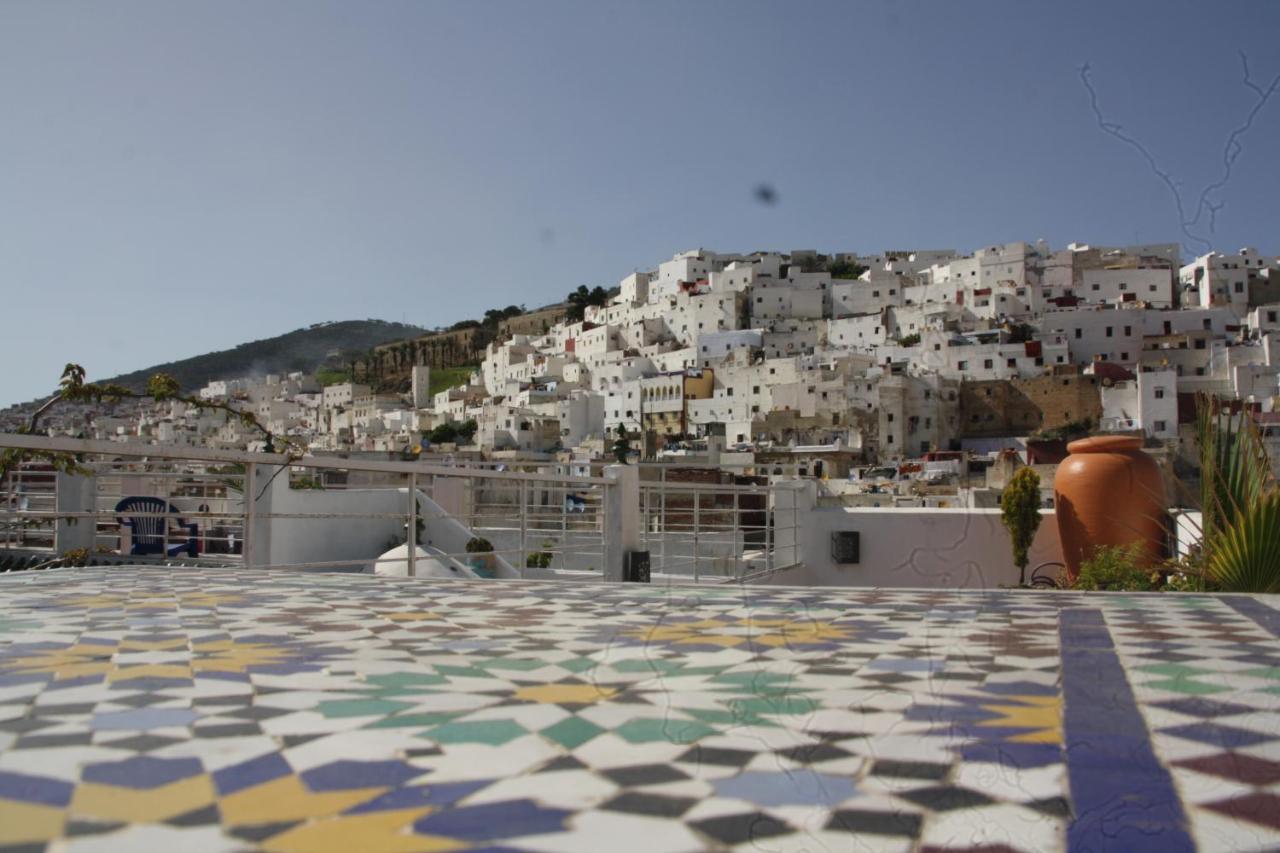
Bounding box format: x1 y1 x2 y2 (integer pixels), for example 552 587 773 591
1000 466 1043 586
1192 396 1280 592
1053 435 1166 582
465 536 495 578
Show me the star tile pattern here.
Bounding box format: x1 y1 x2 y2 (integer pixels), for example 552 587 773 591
0 567 1276 851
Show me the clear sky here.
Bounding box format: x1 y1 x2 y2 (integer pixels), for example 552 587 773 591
2 0 1278 406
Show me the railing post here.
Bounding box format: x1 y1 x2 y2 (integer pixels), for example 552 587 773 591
519 479 528 577
731 487 740 580
408 472 418 578
693 488 700 584
243 462 256 567
602 465 639 582
660 467 666 575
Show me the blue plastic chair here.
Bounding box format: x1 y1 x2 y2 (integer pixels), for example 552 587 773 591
115 497 198 557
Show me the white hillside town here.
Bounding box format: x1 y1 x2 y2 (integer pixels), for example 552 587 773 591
7 240 1280 501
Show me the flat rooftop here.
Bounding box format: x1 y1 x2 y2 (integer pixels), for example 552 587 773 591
1 567 1278 851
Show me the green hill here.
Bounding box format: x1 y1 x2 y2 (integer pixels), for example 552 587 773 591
100 319 426 393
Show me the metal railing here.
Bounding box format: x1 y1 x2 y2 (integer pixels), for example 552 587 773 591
0 434 613 578
1 434 805 582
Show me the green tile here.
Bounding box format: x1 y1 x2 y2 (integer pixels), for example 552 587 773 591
316 698 416 718
539 716 604 749
686 707 765 727
425 719 527 745
729 695 818 716
557 657 597 674
1135 663 1215 677
365 712 464 729
1142 677 1229 696
477 659 547 672
613 659 685 674
614 717 717 744
1242 667 1280 681
364 672 449 689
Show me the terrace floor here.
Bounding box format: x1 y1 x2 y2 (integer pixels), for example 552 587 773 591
0 567 1278 852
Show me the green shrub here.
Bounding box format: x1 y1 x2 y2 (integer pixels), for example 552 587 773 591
1073 543 1160 591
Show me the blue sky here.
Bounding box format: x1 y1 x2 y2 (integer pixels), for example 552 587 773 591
2 0 1278 406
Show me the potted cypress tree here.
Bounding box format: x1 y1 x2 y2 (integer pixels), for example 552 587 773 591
1001 466 1043 586
465 536 495 578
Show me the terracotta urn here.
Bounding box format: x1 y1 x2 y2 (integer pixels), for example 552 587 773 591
1053 435 1167 582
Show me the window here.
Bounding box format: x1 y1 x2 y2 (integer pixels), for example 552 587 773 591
1119 282 1128 291
984 359 993 369
1120 352 1129 361
1153 420 1167 432
1092 283 1101 291
1075 328 1082 339
1105 326 1114 338
887 413 894 422
1269 311 1278 323
958 360 968 370
1007 358 1017 367
752 385 760 394
1235 281 1245 293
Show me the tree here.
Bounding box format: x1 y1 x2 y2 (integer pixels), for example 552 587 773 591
828 260 869 280
1000 466 1043 586
611 425 632 464
565 285 609 323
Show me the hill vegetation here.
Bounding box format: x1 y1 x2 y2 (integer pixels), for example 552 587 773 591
100 320 425 393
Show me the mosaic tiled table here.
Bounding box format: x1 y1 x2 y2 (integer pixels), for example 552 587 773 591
1 567 1278 852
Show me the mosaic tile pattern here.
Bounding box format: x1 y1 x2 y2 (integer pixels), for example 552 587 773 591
0 567 1276 851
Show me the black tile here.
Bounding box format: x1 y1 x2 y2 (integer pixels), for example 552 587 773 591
193 695 254 707
786 742 856 765
601 792 697 819
827 809 923 836
1027 796 1072 818
96 734 183 752
107 693 175 709
30 703 96 716
193 723 263 739
14 732 94 749
602 763 689 787
228 821 302 843
224 705 291 721
540 755 586 772
279 734 325 749
862 673 919 686
871 759 951 781
64 820 126 837
165 804 221 827
898 786 995 812
676 745 756 767
692 813 793 845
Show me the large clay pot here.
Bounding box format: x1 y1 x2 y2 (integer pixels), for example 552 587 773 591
1054 436 1167 582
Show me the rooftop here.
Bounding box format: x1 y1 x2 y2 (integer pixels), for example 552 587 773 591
1 566 1278 850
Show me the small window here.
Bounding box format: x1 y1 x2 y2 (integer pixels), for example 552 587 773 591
1153 420 1168 432
1154 388 1165 399
984 359 993 369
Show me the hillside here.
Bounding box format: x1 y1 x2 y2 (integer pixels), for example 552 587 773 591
101 320 426 394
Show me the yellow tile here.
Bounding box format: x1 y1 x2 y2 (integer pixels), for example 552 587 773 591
259 807 461 853
0 798 66 844
108 663 194 683
514 683 617 704
219 775 385 826
71 775 214 823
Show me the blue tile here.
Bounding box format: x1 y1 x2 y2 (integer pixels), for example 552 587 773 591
955 741 1063 769
1160 722 1276 750
712 770 858 807
1221 597 1280 638
348 780 492 813
301 760 421 791
82 756 204 790
212 753 292 796
1059 608 1193 853
0 770 74 806
412 799 571 841
90 708 200 731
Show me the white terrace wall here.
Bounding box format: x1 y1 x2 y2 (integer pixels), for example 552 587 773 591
762 500 1065 588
